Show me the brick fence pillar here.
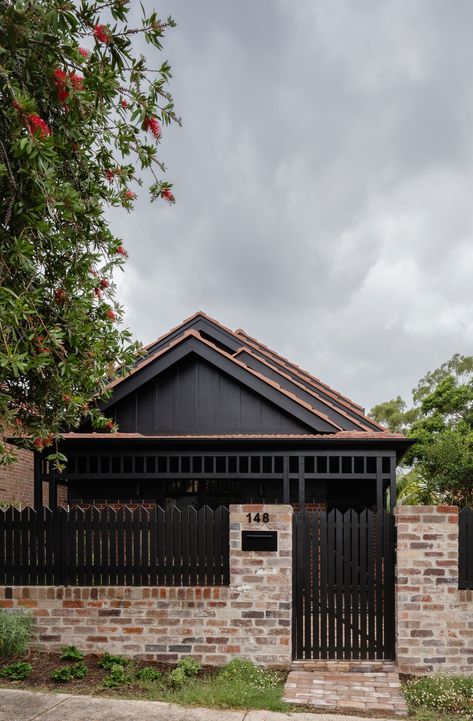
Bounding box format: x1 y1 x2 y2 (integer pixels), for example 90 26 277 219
395 505 473 675
228 504 293 667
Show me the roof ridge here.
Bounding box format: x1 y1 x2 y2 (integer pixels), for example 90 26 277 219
106 329 343 433
144 311 237 352
233 346 382 432
234 329 364 413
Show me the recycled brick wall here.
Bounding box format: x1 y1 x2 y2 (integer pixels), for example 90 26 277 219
0 444 67 508
396 505 473 675
0 504 292 667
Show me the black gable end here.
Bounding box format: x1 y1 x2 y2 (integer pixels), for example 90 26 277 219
108 356 315 435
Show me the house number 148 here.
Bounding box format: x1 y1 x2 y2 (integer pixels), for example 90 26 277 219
246 512 269 523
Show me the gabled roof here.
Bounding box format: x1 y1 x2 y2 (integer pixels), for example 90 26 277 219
98 311 387 436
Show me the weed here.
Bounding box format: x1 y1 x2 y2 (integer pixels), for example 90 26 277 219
135 666 162 683
98 652 129 671
103 663 129 688
60 645 84 662
0 661 32 681
219 658 281 690
51 662 87 683
404 676 473 715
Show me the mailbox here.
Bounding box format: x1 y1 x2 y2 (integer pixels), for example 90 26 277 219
241 530 277 552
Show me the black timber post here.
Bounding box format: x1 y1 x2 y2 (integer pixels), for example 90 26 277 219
389 455 396 512
33 451 43 510
283 457 290 504
49 466 58 508
298 456 305 510
376 456 383 512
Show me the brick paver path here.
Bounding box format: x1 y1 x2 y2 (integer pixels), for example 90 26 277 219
283 660 408 715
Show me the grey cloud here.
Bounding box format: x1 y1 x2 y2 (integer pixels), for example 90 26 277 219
109 0 473 410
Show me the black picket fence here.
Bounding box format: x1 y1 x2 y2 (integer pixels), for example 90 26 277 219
459 507 473 590
0 505 229 587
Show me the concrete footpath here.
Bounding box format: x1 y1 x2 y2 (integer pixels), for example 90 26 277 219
0 688 399 721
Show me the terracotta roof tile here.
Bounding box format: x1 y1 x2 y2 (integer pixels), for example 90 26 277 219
61 430 408 441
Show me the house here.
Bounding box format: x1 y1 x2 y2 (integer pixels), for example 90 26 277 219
33 312 412 510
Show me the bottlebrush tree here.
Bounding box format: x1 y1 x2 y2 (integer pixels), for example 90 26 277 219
0 0 179 464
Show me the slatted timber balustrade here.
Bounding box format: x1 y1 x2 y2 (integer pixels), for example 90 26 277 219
459 507 473 590
0 505 229 587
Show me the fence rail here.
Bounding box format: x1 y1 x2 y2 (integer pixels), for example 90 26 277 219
0 505 229 587
459 507 473 590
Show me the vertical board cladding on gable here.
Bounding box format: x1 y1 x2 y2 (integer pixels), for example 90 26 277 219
110 356 311 435
196 359 219 429
175 358 196 429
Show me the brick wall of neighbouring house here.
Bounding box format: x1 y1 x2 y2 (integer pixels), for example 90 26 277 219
0 504 293 667
396 505 473 675
0 445 68 507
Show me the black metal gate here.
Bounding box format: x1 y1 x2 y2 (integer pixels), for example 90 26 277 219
293 509 395 660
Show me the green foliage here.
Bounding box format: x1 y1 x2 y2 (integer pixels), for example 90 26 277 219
0 0 180 460
60 645 83 662
0 660 32 680
0 610 33 658
98 651 129 671
370 353 473 506
102 663 128 688
370 396 420 435
135 665 162 683
404 675 473 715
160 660 287 712
51 661 87 682
169 657 201 687
177 657 201 677
219 659 281 690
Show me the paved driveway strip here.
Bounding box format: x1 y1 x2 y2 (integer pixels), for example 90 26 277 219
0 688 400 721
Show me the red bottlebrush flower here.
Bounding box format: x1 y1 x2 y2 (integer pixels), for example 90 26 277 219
124 190 136 201
36 335 44 344
143 115 161 139
44 434 54 447
53 68 69 103
105 419 114 431
69 72 84 91
63 394 71 403
99 278 110 289
79 47 90 58
105 169 114 183
93 23 111 45
94 287 102 298
55 288 65 304
161 188 175 203
120 98 129 109
33 437 44 450
106 309 116 320
26 114 50 138
115 245 127 256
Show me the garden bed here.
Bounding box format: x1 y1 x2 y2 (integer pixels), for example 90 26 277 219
0 650 290 712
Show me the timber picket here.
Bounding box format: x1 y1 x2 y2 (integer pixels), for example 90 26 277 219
0 505 229 587
293 508 395 660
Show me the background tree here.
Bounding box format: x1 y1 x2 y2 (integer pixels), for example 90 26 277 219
370 354 473 506
0 0 180 464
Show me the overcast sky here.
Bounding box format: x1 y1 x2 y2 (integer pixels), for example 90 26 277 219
109 0 473 412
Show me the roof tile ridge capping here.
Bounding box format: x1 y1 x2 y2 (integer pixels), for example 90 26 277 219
61 430 407 440
106 328 198 391
193 332 343 431
233 345 374 432
143 311 241 352
105 329 343 430
234 329 364 413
